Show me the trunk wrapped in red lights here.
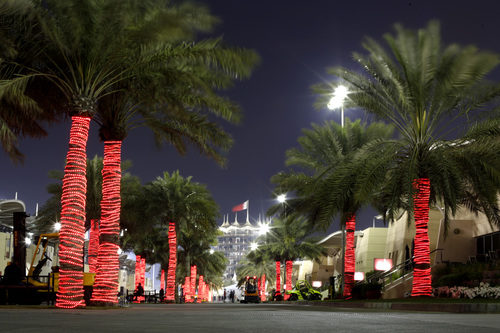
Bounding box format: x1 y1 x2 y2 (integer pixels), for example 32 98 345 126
198 275 204 302
183 276 190 302
411 178 432 297
91 141 122 304
56 116 91 309
260 274 266 301
160 269 165 293
190 265 197 301
165 222 176 301
343 214 356 299
275 261 281 297
284 260 293 300
88 219 99 273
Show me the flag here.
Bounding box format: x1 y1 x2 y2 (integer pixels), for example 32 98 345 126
232 200 249 212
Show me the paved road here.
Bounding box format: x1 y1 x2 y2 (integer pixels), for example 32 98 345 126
1 303 500 332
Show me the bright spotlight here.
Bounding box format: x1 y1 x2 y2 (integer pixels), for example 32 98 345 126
53 222 61 231
327 85 349 110
209 249 215 254
250 242 258 251
277 194 287 203
258 223 270 235
25 237 32 246
117 248 123 255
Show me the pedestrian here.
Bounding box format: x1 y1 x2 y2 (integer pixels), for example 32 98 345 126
159 288 164 303
134 283 144 302
223 288 227 303
230 290 235 303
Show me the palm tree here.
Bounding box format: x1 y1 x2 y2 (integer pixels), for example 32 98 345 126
258 215 326 300
271 119 394 297
315 21 500 296
144 171 220 302
0 1 54 163
91 3 257 301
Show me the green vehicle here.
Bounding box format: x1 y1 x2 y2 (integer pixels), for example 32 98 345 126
286 280 322 301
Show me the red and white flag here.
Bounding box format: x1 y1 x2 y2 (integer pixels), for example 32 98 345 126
232 200 249 212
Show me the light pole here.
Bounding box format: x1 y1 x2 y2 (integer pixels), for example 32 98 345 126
327 85 349 128
327 85 350 297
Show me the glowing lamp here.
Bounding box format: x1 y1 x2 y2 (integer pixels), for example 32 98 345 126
250 242 258 251
54 222 62 231
374 258 393 271
277 194 287 203
354 272 365 281
312 281 322 288
25 237 32 246
258 223 270 235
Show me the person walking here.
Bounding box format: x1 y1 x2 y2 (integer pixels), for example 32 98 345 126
223 289 227 303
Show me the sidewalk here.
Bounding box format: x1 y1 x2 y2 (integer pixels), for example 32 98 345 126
282 300 500 313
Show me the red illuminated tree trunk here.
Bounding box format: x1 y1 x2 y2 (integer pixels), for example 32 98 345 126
133 255 142 303
343 214 356 299
284 260 293 300
275 261 281 298
183 276 190 302
88 219 99 273
260 274 266 302
160 269 165 292
56 115 91 309
411 178 432 297
165 222 177 301
91 141 122 304
191 265 197 301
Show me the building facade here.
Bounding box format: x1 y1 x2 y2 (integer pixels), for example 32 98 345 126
214 215 264 282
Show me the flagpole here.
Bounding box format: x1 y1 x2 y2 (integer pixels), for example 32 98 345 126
246 201 249 223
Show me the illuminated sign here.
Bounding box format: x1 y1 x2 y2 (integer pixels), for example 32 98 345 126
374 258 393 271
354 272 365 281
312 281 322 288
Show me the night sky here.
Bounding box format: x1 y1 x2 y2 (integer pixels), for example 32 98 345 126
2 1 500 232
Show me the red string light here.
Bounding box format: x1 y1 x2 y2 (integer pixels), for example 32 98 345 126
91 141 122 304
260 274 266 302
275 261 281 297
190 265 197 302
343 214 356 299
88 219 99 273
56 116 91 309
183 276 190 302
284 260 293 300
411 178 432 297
160 269 165 293
166 222 177 301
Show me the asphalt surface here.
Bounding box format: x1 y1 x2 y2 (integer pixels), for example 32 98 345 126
1 303 500 333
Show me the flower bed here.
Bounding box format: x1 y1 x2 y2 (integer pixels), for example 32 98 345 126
434 282 500 299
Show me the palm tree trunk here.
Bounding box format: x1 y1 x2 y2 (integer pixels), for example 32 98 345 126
133 255 142 303
190 265 197 302
166 222 177 301
284 260 293 300
88 219 99 273
343 214 356 299
411 178 432 296
183 276 190 302
91 141 122 304
160 269 165 293
56 115 91 309
275 261 281 298
260 274 266 302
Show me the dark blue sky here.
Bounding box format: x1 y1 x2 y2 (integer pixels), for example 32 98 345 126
2 0 500 231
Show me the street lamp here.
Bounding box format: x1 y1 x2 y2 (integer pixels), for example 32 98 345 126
327 85 349 128
258 222 270 236
250 242 258 251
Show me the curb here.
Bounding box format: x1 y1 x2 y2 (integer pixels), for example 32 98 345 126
274 301 500 313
